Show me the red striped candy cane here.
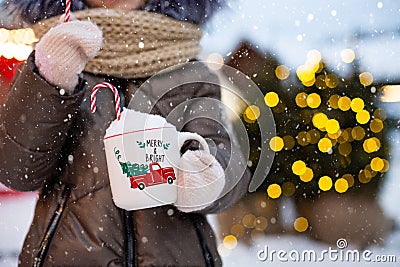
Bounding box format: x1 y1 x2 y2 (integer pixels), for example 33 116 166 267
64 0 71 22
91 82 122 121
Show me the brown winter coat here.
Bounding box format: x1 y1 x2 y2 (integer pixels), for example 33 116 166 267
0 54 250 266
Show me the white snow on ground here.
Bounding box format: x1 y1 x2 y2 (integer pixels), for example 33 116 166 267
213 233 400 266
0 193 36 267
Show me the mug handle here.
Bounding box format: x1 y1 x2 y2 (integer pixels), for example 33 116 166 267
178 132 210 154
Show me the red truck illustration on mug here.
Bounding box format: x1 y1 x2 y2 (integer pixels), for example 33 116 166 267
114 147 176 190
129 162 176 190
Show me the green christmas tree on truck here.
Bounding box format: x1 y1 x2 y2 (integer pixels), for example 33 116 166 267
114 148 149 177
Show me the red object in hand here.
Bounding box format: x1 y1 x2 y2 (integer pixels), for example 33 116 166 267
0 56 23 84
65 0 71 22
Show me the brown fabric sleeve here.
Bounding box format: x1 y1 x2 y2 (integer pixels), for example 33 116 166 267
0 53 85 191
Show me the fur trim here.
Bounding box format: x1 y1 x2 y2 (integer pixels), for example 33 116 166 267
1 0 225 27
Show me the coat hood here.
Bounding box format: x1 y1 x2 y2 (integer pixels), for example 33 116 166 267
1 0 225 28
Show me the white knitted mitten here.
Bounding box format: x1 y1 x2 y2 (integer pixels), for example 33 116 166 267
175 150 225 213
35 20 103 93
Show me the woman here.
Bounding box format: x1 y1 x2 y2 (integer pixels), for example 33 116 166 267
0 0 251 266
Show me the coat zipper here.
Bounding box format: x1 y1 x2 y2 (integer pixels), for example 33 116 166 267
123 210 136 267
190 216 214 267
33 184 71 267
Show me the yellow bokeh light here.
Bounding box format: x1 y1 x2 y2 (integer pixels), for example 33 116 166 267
302 77 316 87
327 134 338 146
230 224 245 238
318 176 333 191
360 72 374 86
316 62 324 73
342 174 355 187
0 28 36 60
328 130 342 140
373 109 387 121
338 96 351 111
381 159 390 173
300 167 314 182
350 98 365 113
356 110 371 124
344 128 354 142
242 112 255 124
371 137 381 148
295 92 308 108
306 129 320 144
14 44 33 61
264 92 280 107
254 216 268 231
294 217 309 232
339 156 351 168
334 178 349 193
296 64 315 83
244 105 260 121
363 138 381 153
325 119 340 134
318 137 332 153
282 182 296 196
370 119 384 133
351 126 365 141
312 113 328 129
341 48 356 63
292 160 307 175
269 136 284 152
242 214 256 228
223 235 238 250
306 93 321 108
338 142 352 156
307 49 322 65
338 130 350 143
315 75 327 90
267 184 282 199
371 157 384 172
325 74 339 88
0 28 10 43
345 128 354 142
329 94 340 109
296 131 309 146
365 164 378 178
283 135 296 150
275 65 290 80
358 169 372 184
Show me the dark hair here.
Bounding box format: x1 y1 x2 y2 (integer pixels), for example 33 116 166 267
2 0 225 27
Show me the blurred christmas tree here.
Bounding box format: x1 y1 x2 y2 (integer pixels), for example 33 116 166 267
212 41 395 247
231 45 390 199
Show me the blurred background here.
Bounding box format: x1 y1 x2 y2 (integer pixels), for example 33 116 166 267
1 0 399 266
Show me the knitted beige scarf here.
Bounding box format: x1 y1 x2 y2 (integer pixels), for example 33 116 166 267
32 8 203 79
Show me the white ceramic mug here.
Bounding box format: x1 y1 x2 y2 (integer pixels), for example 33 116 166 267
104 109 209 210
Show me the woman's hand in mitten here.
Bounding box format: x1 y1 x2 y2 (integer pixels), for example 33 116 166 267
175 150 225 213
35 20 103 93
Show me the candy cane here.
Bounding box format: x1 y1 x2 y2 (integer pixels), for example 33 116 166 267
64 0 71 22
91 82 122 121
